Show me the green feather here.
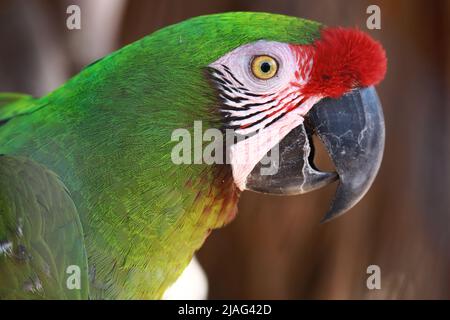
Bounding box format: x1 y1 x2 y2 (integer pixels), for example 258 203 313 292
0 12 321 299
0 156 89 299
0 93 42 121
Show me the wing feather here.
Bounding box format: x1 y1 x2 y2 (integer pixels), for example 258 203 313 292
0 155 89 299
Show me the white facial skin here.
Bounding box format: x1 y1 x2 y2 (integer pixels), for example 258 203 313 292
213 41 298 93
209 41 320 190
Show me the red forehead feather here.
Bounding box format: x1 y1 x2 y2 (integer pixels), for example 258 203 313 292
302 27 387 98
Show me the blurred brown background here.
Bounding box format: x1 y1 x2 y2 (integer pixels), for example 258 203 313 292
1 0 449 299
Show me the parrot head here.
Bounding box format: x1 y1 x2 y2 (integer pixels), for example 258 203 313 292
191 14 386 221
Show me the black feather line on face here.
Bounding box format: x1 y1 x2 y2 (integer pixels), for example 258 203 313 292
219 84 237 95
220 92 248 104
263 98 304 130
221 64 245 87
222 94 298 123
206 66 296 132
241 100 275 108
223 103 276 122
263 112 286 129
211 76 231 87
239 91 266 97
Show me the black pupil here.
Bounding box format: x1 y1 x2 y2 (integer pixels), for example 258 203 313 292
260 62 271 73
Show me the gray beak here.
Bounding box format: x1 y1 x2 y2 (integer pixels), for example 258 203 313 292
245 86 385 222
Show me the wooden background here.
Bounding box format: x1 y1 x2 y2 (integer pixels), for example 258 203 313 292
1 0 449 299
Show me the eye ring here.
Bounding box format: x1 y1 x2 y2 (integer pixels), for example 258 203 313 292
251 55 278 80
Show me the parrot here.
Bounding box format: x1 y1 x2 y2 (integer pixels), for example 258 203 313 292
0 12 386 299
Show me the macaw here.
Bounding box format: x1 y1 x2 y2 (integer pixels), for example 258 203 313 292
0 12 386 299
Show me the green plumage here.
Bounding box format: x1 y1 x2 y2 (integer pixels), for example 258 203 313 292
0 155 89 299
0 12 321 299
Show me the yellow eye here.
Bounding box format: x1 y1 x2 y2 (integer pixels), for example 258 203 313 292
251 55 278 80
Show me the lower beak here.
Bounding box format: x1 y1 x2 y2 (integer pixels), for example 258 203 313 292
245 86 385 222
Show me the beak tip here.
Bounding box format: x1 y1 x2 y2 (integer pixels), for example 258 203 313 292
320 208 347 224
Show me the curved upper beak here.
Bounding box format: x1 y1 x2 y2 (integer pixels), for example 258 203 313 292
245 86 385 222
